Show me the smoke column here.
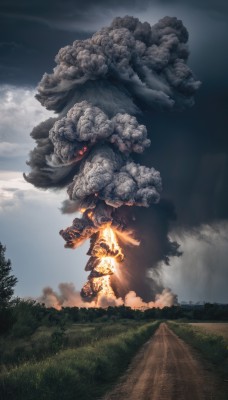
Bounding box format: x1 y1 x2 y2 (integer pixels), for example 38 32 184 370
25 16 200 307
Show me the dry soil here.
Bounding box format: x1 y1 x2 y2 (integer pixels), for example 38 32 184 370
103 322 227 400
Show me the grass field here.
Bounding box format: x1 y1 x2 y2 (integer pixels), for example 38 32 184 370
189 323 228 341
0 321 143 370
168 321 228 380
0 320 160 400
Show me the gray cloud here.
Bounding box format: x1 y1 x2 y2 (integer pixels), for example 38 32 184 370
163 222 228 303
36 15 200 112
0 85 53 145
47 101 150 167
67 145 161 209
0 142 30 158
24 117 72 188
1 1 227 31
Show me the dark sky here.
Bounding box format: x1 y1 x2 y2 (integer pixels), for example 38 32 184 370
0 0 228 302
1 0 228 86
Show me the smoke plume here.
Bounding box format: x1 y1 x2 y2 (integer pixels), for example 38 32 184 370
26 15 200 307
39 283 176 310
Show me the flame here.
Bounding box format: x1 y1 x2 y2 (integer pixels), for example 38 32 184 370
82 225 127 301
58 215 177 309
60 212 140 302
93 275 115 298
87 211 93 220
92 226 124 262
94 257 116 275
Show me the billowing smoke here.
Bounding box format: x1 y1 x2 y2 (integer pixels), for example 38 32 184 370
35 15 200 114
39 283 176 310
26 15 200 307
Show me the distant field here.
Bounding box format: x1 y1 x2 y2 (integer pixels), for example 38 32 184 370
189 323 228 341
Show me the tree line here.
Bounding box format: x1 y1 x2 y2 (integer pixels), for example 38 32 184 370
0 242 228 337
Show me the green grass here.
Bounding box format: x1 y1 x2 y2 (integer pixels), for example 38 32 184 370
0 321 142 369
0 321 160 400
168 321 228 379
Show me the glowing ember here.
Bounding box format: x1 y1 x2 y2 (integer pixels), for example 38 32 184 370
78 146 88 156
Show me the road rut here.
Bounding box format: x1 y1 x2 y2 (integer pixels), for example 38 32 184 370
103 322 227 400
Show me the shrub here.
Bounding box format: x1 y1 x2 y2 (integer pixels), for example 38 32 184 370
0 321 160 400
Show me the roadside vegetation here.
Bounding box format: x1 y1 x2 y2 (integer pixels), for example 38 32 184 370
0 321 160 400
0 317 152 370
0 241 160 399
1 241 228 399
168 321 228 379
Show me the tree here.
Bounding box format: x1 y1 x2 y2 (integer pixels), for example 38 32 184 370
0 242 17 309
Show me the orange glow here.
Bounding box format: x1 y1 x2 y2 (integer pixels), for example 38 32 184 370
92 226 124 262
87 211 93 220
94 257 116 275
93 226 123 299
78 146 88 156
79 219 140 303
115 229 140 247
96 275 115 299
84 225 124 301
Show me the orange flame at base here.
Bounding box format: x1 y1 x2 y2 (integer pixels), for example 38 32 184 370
82 225 128 301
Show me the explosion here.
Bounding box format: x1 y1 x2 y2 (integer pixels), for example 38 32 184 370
82 224 134 301
26 15 200 308
60 204 139 303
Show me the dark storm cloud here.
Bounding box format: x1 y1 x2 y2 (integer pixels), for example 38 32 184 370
138 86 228 227
113 200 182 300
1 0 228 86
0 0 152 85
0 20 87 85
0 0 148 22
163 0 228 16
1 1 227 24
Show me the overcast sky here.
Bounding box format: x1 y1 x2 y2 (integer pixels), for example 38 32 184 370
0 0 228 303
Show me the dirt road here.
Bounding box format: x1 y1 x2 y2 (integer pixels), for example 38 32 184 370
103 322 227 400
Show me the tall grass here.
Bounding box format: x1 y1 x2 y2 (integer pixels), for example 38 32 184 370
0 321 159 400
0 321 140 369
168 322 228 378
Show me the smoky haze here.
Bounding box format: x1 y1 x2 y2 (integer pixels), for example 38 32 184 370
25 15 200 304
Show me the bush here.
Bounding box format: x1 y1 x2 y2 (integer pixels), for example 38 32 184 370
0 321 160 400
11 301 40 338
50 328 67 353
0 308 14 335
